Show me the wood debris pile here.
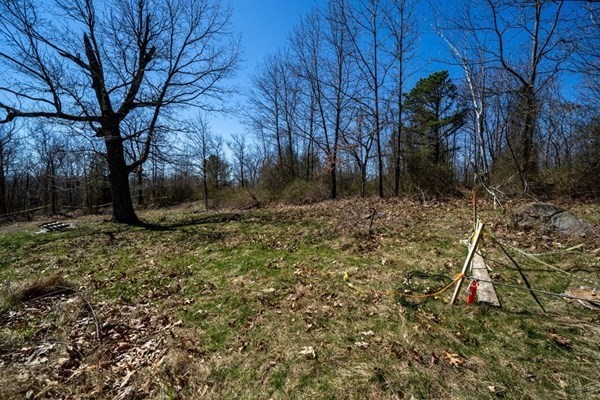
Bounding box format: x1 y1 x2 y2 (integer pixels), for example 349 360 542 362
36 221 76 234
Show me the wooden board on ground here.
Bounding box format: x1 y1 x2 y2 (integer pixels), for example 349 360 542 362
472 252 501 307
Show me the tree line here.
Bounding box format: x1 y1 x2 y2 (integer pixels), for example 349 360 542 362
245 0 600 201
1 0 599 224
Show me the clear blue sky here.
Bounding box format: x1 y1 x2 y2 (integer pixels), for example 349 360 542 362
210 0 324 138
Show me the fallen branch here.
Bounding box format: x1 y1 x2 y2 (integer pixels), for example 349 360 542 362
367 207 376 239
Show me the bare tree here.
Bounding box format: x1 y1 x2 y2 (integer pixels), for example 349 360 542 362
247 52 296 182
434 21 491 182
290 2 356 199
341 110 374 197
481 0 572 188
386 0 418 196
205 134 229 192
573 2 600 108
31 123 70 215
0 123 18 214
228 133 249 188
437 0 577 191
341 0 392 198
187 113 212 210
0 0 239 223
539 95 578 170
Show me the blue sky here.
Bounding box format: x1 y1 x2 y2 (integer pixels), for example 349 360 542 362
210 1 324 138
232 0 322 69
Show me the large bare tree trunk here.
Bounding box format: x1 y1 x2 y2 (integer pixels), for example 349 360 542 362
0 0 239 225
104 131 138 224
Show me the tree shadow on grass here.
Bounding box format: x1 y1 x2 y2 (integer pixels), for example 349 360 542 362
136 212 244 231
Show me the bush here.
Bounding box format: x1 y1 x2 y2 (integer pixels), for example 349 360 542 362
216 187 261 210
281 179 330 205
404 151 457 197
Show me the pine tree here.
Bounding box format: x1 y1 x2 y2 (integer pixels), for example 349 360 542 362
404 70 466 165
403 71 466 194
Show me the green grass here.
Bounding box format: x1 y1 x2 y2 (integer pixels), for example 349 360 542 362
0 199 599 399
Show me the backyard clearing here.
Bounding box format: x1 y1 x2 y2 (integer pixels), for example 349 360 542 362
1 199 599 399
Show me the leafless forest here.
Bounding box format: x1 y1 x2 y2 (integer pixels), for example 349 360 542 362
0 0 599 223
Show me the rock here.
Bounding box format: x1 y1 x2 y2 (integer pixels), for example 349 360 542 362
511 203 594 236
551 212 590 235
298 346 316 359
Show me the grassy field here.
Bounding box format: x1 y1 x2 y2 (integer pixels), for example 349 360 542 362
0 198 599 399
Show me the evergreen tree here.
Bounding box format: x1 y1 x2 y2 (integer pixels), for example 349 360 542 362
404 70 466 165
403 70 466 194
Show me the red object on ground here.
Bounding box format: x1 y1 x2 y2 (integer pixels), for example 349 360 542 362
466 280 479 304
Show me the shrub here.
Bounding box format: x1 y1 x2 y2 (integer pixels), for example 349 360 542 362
281 179 330 205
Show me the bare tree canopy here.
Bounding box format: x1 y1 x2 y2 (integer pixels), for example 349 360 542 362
0 0 239 223
435 0 578 191
0 0 599 217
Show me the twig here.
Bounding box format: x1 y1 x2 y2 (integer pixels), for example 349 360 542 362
78 289 101 343
528 244 585 257
367 207 376 239
490 231 598 286
480 179 506 211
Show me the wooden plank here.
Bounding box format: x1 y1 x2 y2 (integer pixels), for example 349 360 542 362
471 252 501 307
450 221 484 305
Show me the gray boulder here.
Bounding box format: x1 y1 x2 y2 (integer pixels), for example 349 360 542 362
511 203 594 236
